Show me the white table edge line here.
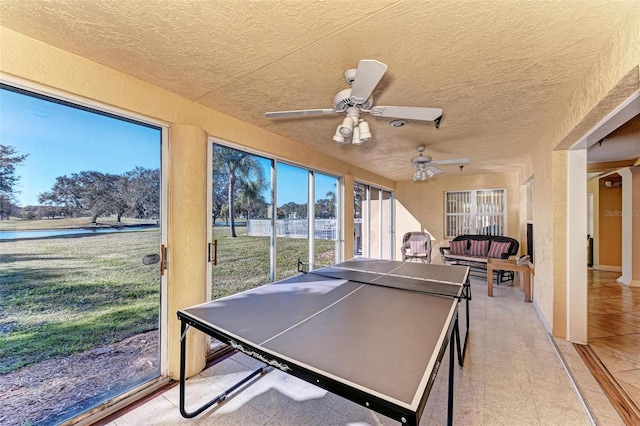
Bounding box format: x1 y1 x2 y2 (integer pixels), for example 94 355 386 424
258 284 366 346
410 300 459 409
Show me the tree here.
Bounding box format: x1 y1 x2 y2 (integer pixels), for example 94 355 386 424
213 145 266 237
315 190 336 219
124 167 160 220
0 145 28 220
211 165 228 225
39 171 118 223
237 180 267 221
277 201 307 219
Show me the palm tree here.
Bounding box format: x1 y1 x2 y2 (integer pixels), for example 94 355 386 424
213 145 266 237
238 180 265 221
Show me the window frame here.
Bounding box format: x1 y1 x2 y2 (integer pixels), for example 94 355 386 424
207 138 344 283
444 188 507 239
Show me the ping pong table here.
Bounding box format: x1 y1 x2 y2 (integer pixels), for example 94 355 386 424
177 258 471 425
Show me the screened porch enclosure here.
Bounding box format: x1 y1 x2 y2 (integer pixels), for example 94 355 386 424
210 143 340 301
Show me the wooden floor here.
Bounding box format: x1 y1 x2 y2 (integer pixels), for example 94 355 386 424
588 269 640 409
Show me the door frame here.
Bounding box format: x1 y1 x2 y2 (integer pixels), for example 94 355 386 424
0 74 171 418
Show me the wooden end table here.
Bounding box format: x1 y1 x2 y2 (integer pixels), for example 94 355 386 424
487 258 533 302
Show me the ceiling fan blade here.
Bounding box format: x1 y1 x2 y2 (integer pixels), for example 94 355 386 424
431 158 469 165
427 165 444 175
350 60 388 104
265 109 336 118
369 106 443 121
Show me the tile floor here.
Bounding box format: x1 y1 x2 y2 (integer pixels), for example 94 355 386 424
587 269 640 407
104 277 613 425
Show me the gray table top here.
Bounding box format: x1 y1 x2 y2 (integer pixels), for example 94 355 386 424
180 258 467 410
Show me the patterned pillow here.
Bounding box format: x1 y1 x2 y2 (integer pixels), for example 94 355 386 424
468 239 489 257
449 240 468 255
488 241 511 258
409 240 426 254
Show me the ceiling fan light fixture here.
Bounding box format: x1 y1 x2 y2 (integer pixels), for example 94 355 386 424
339 116 354 137
351 124 363 145
333 125 347 144
358 119 371 141
425 168 436 178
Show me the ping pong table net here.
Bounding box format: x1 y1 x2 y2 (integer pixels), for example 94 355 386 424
297 260 470 300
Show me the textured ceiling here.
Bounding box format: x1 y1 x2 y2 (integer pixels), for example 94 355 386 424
1 0 638 181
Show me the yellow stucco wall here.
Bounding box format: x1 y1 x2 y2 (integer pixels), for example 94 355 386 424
520 3 640 336
395 171 521 264
0 27 395 379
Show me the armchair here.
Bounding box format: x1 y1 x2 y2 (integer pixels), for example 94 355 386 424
401 232 432 263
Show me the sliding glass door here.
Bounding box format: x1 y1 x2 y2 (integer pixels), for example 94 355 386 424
210 144 273 300
313 172 340 267
0 84 165 425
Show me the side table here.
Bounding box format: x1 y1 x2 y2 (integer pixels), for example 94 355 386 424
487 258 533 302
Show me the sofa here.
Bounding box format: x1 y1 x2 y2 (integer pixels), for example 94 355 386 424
440 235 520 283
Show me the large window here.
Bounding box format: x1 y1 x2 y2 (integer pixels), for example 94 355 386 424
445 189 506 238
210 142 341 295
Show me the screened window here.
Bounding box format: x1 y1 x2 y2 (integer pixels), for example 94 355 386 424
445 189 506 238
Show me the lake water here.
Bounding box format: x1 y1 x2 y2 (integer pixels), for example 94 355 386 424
0 226 158 240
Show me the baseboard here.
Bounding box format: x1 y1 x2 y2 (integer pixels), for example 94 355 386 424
599 265 623 272
532 300 551 333
573 343 640 425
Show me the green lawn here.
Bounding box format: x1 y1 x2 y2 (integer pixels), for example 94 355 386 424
0 231 161 373
212 226 335 299
1 224 336 373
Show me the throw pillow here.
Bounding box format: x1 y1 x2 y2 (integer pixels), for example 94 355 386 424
469 239 489 257
488 241 511 258
409 240 426 254
449 240 468 255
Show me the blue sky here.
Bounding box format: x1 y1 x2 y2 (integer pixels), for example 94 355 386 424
0 88 160 206
1 87 336 207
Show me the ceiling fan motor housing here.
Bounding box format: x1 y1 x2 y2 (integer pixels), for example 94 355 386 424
333 89 373 112
412 155 432 165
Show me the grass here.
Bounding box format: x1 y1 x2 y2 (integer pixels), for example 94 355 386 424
212 226 335 299
1 222 335 373
0 231 160 373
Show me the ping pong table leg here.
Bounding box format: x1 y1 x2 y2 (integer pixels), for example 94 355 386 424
455 304 469 367
453 283 471 367
447 317 456 426
179 321 267 418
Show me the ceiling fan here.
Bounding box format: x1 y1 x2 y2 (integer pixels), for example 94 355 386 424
264 59 443 145
411 145 469 181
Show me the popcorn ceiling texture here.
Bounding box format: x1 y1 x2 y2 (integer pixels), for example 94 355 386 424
1 0 638 181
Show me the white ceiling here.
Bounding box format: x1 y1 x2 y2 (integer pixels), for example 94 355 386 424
1 0 638 181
